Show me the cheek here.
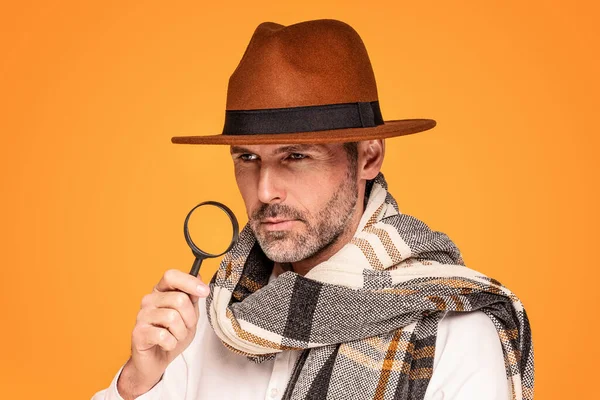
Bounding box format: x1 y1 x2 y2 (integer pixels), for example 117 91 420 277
235 168 259 215
286 180 333 214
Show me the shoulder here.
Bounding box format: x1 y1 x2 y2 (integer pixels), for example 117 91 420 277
425 311 510 399
436 310 500 350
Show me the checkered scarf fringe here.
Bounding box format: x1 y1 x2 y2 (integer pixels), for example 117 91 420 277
206 173 534 400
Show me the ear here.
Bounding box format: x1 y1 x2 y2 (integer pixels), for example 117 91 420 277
358 139 385 180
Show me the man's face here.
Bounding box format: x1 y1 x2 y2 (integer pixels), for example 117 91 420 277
230 143 359 263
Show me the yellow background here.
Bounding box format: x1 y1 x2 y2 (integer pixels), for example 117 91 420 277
1 1 598 398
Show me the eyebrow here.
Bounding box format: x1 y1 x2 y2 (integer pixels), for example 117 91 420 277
230 144 324 156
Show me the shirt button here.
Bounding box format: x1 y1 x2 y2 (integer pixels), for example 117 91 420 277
270 387 279 398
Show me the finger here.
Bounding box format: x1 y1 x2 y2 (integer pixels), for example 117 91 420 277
152 291 198 330
133 324 177 352
139 291 200 329
153 269 209 301
144 308 188 343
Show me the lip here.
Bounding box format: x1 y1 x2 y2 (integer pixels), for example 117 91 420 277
260 219 297 231
262 218 292 223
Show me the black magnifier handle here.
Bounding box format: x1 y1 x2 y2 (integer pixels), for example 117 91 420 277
190 256 206 277
183 201 239 278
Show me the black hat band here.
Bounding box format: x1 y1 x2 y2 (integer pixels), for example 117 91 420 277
222 101 384 135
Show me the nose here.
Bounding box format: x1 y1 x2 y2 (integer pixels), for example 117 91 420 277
257 166 286 204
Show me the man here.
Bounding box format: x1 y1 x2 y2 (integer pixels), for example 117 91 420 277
92 19 534 400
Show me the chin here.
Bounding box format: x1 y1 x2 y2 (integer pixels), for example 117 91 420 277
263 246 302 263
259 240 309 263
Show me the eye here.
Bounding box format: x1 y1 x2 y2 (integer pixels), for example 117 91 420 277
238 153 259 162
287 153 308 160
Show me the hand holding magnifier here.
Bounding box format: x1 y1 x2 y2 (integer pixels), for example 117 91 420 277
184 201 239 277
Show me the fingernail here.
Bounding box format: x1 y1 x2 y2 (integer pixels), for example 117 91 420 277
197 285 209 296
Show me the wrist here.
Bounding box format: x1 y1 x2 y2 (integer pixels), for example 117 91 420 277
117 358 163 400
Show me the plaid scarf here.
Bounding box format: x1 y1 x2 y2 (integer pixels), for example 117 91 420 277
206 173 534 400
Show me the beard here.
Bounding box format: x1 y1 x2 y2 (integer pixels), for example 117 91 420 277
249 169 359 263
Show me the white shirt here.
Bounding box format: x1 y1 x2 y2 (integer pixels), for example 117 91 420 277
91 298 509 399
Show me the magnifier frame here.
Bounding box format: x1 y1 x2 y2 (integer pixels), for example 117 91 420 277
184 201 239 277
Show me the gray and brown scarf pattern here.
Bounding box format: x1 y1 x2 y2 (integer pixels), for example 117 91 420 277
206 173 534 399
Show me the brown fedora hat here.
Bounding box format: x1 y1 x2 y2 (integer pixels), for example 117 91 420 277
171 19 436 145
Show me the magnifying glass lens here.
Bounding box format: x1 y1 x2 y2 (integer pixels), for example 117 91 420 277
186 203 236 256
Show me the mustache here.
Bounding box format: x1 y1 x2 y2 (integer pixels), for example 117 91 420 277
251 203 306 222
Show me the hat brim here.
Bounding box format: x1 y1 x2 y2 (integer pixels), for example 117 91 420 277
171 118 436 145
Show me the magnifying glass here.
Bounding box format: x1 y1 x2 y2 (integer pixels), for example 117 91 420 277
184 201 239 277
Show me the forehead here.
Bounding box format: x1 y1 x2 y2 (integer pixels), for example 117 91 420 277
229 143 343 156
